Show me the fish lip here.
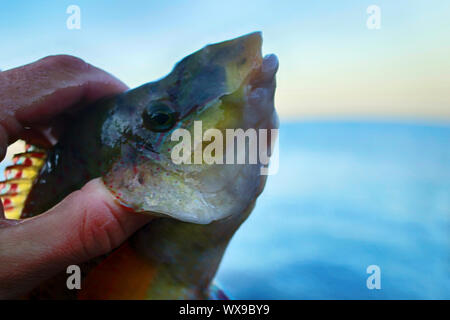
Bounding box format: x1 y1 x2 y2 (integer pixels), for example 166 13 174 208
249 54 279 86
262 54 279 77
240 53 278 131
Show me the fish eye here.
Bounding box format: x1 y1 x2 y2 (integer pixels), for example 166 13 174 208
142 102 178 132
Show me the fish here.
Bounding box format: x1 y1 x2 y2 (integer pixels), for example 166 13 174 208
0 32 279 299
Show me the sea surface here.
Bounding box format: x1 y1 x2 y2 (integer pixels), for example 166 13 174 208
216 121 450 299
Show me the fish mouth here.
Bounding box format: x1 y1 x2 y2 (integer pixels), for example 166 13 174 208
241 53 279 130
247 54 278 104
252 54 279 89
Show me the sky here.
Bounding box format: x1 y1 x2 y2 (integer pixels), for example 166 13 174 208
0 0 449 121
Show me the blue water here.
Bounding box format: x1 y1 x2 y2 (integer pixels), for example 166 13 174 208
216 121 450 299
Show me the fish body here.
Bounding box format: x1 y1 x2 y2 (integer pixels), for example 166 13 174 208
0 32 278 299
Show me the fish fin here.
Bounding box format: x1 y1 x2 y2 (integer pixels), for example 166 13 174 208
0 143 47 219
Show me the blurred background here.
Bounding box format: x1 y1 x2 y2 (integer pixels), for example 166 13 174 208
0 0 449 299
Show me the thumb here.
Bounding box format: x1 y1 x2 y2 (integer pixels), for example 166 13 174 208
0 178 152 298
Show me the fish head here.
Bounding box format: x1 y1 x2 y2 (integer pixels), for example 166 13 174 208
101 32 278 223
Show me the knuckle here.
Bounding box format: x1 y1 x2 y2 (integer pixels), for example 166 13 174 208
38 55 89 73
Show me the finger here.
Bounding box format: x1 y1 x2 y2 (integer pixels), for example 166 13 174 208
0 178 152 299
0 55 128 158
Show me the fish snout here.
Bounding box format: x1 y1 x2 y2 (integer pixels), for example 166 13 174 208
246 54 279 130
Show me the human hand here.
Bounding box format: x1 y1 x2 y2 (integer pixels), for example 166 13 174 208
0 55 152 299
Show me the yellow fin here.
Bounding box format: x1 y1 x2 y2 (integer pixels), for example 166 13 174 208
0 142 47 219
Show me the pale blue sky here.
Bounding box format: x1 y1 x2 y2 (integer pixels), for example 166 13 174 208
1 1 449 120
